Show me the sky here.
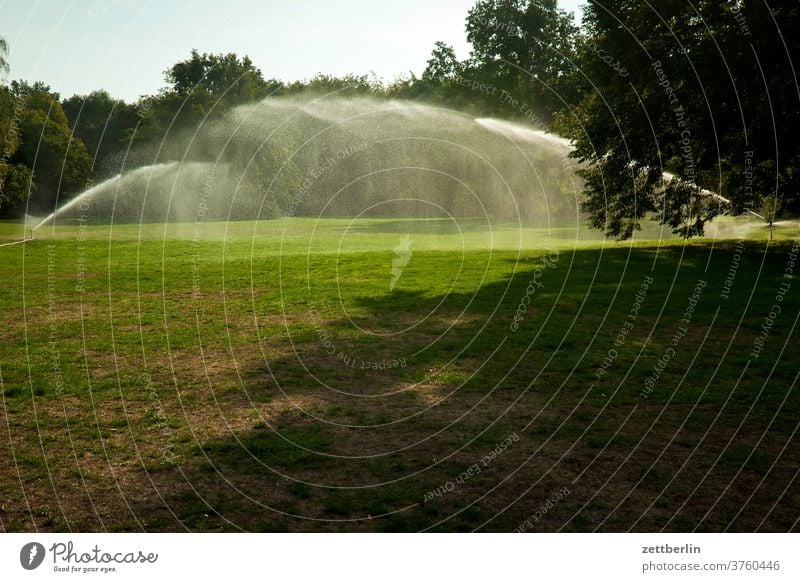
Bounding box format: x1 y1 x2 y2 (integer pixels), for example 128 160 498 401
1 0 584 102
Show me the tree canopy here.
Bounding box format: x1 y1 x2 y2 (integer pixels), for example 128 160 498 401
10 81 92 213
0 81 33 216
465 0 578 121
555 0 800 238
62 90 138 170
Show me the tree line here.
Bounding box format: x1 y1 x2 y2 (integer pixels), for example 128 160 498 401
1 0 797 237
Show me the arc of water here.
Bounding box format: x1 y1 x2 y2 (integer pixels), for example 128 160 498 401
32 162 181 231
474 117 573 150
32 173 123 231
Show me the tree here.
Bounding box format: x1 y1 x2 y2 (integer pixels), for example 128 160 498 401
396 2 580 120
555 0 800 239
422 42 464 85
10 81 92 213
0 163 33 217
1 81 35 217
131 50 281 148
0 82 20 157
465 0 578 123
283 73 379 97
62 90 138 169
418 42 477 106
165 49 277 109
386 73 431 101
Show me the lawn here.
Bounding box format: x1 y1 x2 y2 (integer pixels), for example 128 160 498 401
0 217 798 531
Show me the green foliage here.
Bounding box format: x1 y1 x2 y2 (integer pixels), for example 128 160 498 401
129 90 188 145
0 163 33 216
163 49 279 121
283 73 381 97
129 49 281 147
422 42 463 85
0 84 21 156
416 42 476 108
384 73 429 101
166 49 276 104
559 1 800 239
0 40 31 217
465 0 578 122
10 81 92 213
397 1 579 121
62 90 138 167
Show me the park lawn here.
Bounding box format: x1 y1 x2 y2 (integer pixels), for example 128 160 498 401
0 218 798 532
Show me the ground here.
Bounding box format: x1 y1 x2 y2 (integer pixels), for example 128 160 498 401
0 217 798 532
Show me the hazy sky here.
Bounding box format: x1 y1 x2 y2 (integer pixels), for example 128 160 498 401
1 0 584 102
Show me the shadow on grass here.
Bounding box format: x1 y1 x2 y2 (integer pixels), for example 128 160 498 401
135 241 800 532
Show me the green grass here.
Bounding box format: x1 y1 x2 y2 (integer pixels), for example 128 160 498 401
0 217 798 532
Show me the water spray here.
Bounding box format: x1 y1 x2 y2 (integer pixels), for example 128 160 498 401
14 98 582 229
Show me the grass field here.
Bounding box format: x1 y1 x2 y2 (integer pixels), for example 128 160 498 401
1 217 798 532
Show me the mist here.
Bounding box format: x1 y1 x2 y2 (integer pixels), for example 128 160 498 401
40 97 582 230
